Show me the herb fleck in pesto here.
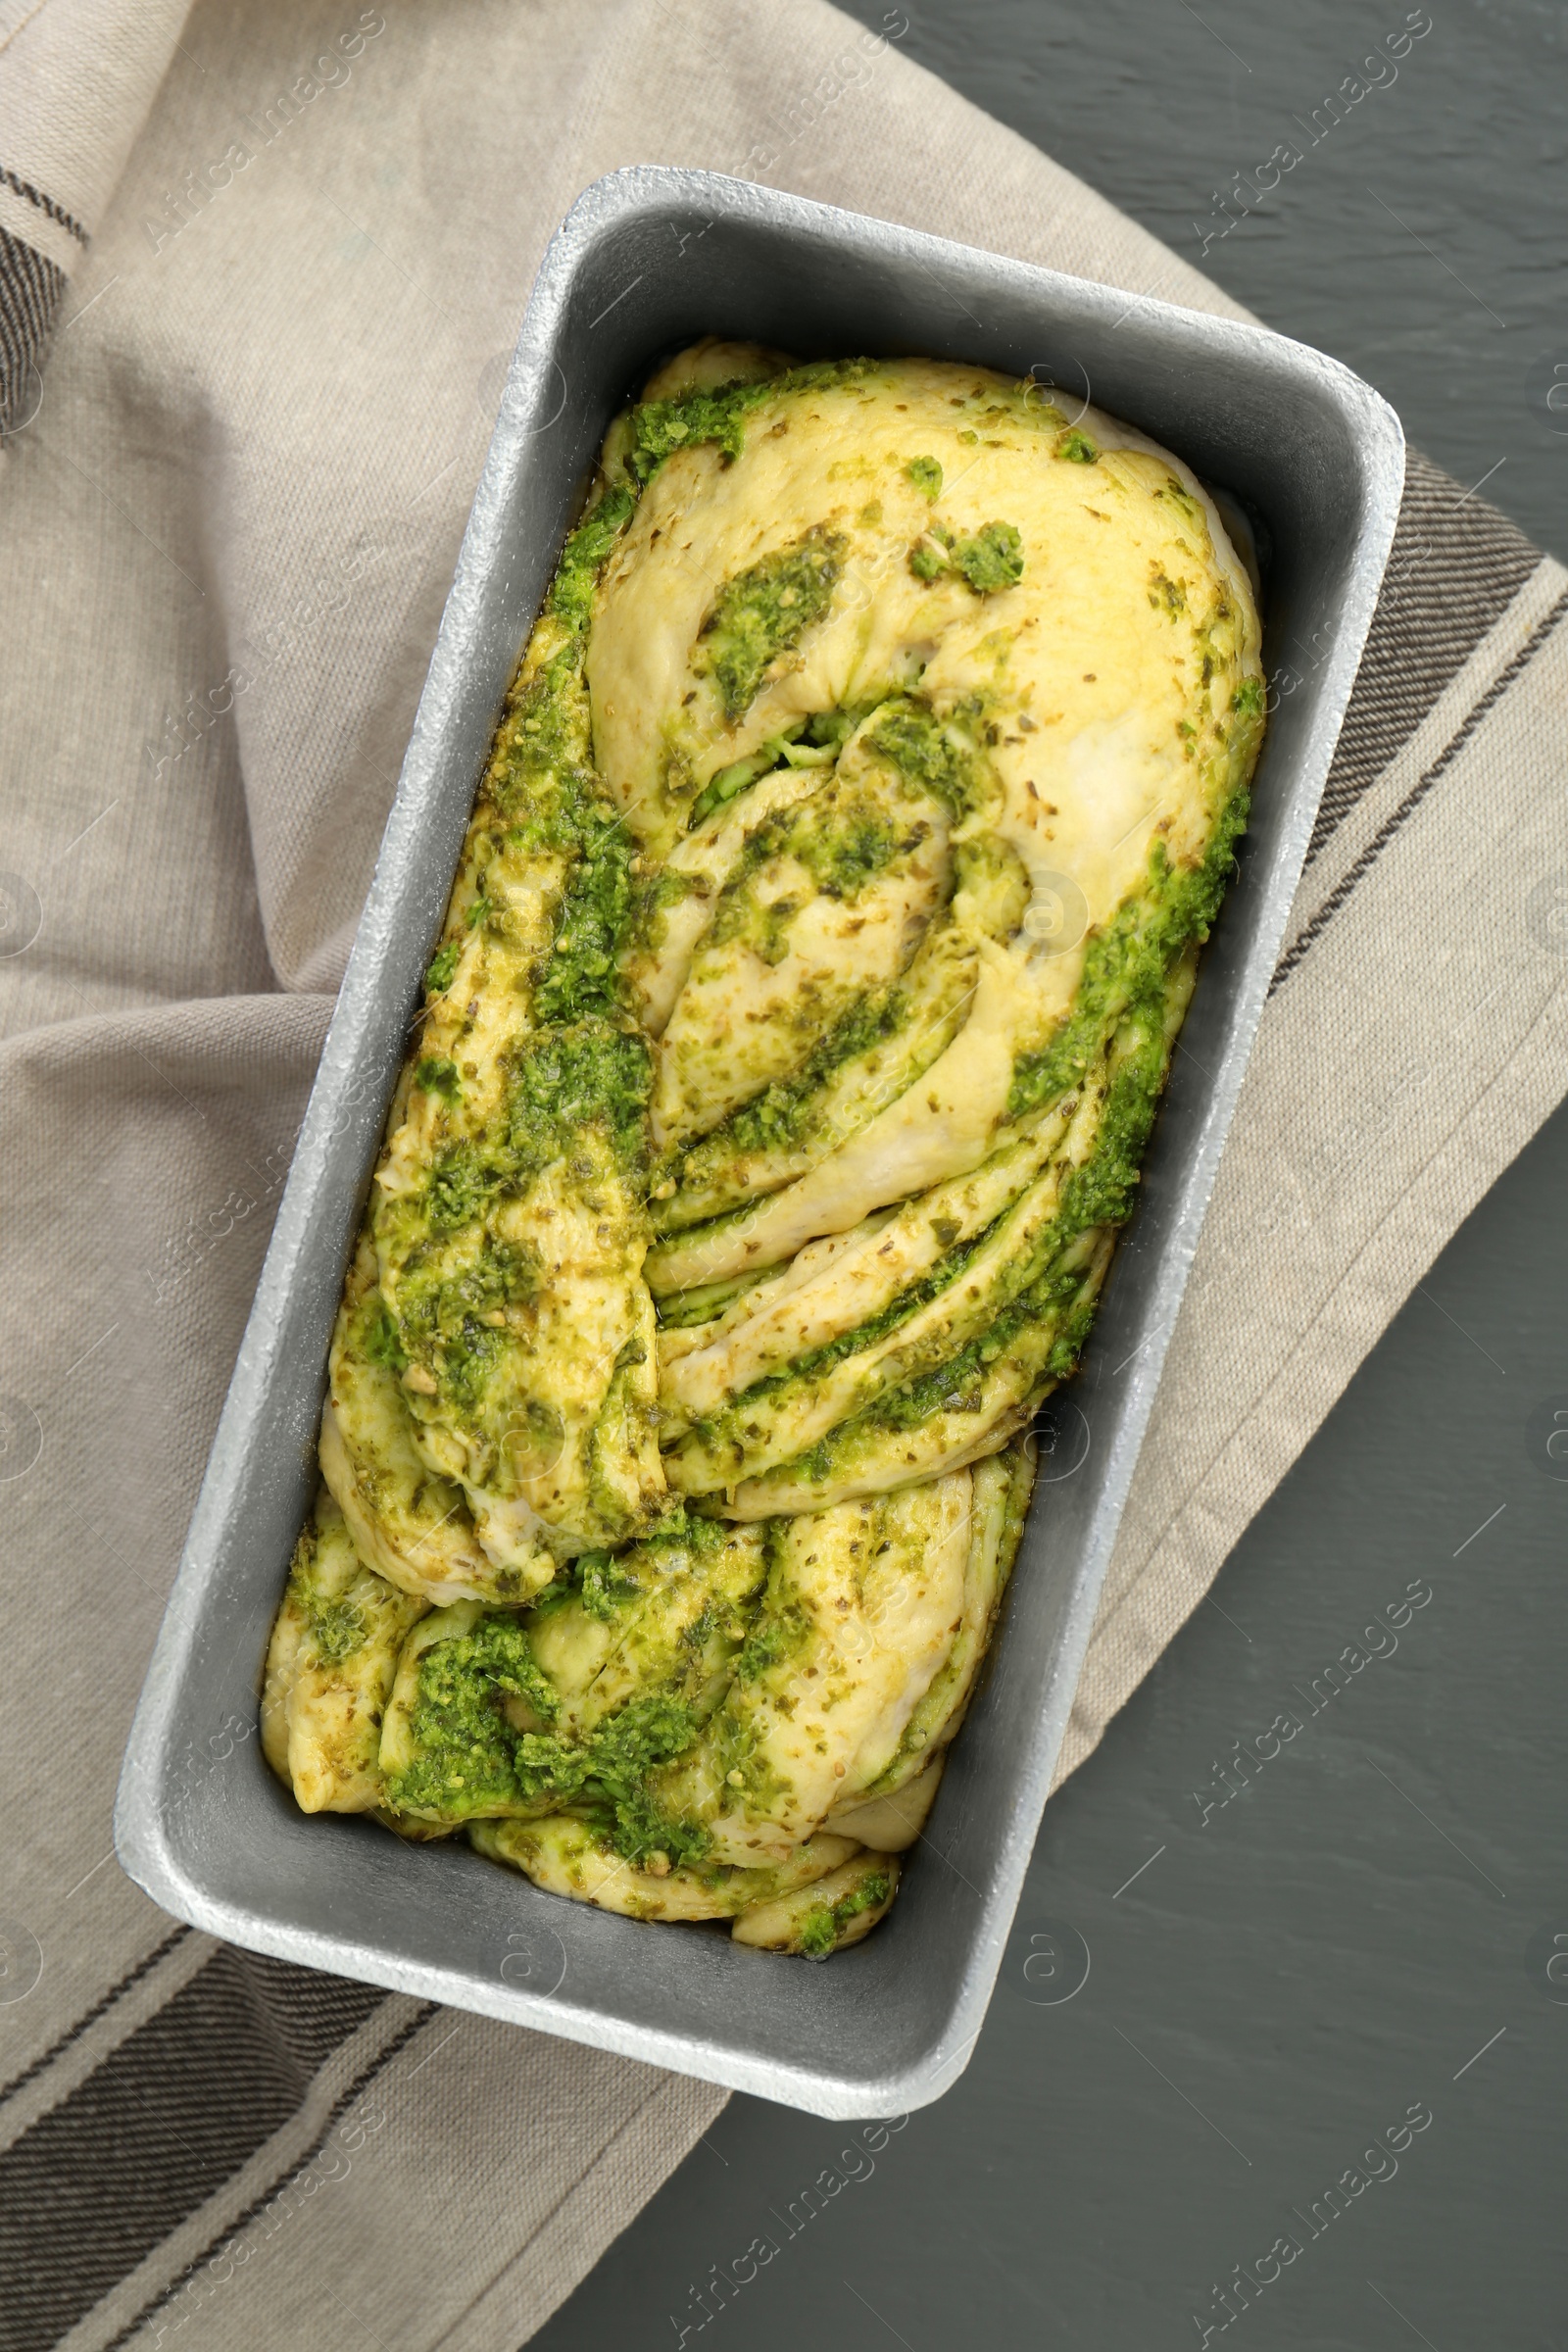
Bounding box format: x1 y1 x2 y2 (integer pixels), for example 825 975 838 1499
424 939 462 996
1149 566 1187 619
906 455 943 500
953 520 1024 594
416 1055 462 1101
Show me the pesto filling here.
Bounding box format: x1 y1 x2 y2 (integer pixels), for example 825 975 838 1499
864 696 984 817
385 1616 562 1818
298 1589 367 1662
385 1514 750 1863
909 517 1025 592
756 957 1189 1493
650 975 918 1224
625 357 878 485
1007 743 1254 1123
697 529 847 720
797 1869 892 1957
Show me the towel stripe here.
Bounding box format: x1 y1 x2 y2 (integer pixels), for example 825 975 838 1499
1304 449 1537 864
97 2000 440 2352
0 1927 191 2114
0 1950 386 2352
1273 580 1568 991
0 223 64 435
0 167 89 247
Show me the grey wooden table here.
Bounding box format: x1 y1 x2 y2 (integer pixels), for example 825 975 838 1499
537 6 1568 2344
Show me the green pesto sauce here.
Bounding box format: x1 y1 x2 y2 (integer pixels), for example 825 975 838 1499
683 967 1197 1446
695 1217 995 1439
698 529 847 720
795 796 920 902
519 1691 710 1867
396 1233 542 1414
362 1295 408 1372
1149 566 1187 620
301 1590 367 1662
1155 474 1208 532
424 938 461 996
423 1142 492 1233
385 1615 560 1816
955 520 1025 593
730 1592 809 1686
570 1506 726 1621
415 1054 462 1102
908 519 1025 594
396 1024 649 1411
806 698 887 752
688 752 776 833
654 1266 774 1329
773 906 1218 1476
549 483 638 626
661 975 912 1186
857 1256 1091 1439
386 1608 710 1863
570 1546 646 1623
797 1869 892 1956
1006 756 1252 1124
686 697 889 832
862 977 1188 1433
416 1024 648 1237
532 801 639 1028
1056 429 1099 464
906 455 943 500
708 791 923 971
504 1019 651 1177
864 697 983 816
625 358 877 486
708 1693 786 1818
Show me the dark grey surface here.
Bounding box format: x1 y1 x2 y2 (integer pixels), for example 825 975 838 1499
872 0 1568 562
535 1 1568 2343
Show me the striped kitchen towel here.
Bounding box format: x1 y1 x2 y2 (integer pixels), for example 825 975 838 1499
1 0 1563 2346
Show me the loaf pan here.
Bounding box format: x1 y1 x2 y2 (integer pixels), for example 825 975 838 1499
117 167 1403 2119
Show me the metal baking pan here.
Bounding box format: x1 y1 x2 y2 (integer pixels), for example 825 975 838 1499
117 166 1403 2119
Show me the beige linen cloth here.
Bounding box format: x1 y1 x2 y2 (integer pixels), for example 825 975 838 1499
2 0 1565 2345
